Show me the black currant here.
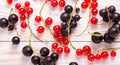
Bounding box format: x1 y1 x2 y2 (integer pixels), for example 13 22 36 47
61 28 71 37
8 14 18 24
38 61 45 65
40 47 50 57
108 26 119 38
8 24 14 31
64 5 73 13
104 33 115 43
103 16 109 22
74 14 80 21
112 24 120 32
91 32 103 43
70 20 77 28
108 5 116 13
111 13 120 23
44 56 53 65
50 52 59 62
69 62 78 65
76 8 80 13
60 12 70 22
12 36 20 45
99 9 107 17
31 55 40 64
22 45 33 56
61 22 68 29
0 18 9 28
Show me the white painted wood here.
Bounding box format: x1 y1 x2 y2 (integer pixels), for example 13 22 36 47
0 0 120 65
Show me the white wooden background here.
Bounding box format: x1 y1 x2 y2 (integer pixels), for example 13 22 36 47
0 0 120 65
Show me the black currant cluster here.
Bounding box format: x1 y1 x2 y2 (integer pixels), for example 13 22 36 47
60 5 80 37
22 46 59 65
92 5 120 43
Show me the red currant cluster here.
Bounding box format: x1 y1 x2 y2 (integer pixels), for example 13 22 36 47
7 0 13 4
52 42 70 54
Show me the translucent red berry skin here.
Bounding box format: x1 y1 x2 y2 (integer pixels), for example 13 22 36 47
92 0 97 1
91 17 98 24
21 22 27 29
83 46 91 54
76 49 83 56
37 26 44 33
53 25 61 32
63 39 69 45
35 16 41 23
15 3 21 9
45 17 53 26
24 1 30 7
59 0 66 7
91 8 98 15
91 1 98 8
110 50 116 57
64 47 70 54
81 2 88 9
95 54 101 60
51 0 58 7
101 51 109 59
19 8 26 15
87 54 95 62
52 43 58 49
20 15 26 21
26 7 33 15
84 0 90 3
56 47 63 54
7 0 13 4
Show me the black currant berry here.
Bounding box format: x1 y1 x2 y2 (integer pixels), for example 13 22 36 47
31 55 40 64
103 16 109 22
108 27 119 37
0 18 9 28
38 61 45 65
44 56 53 65
64 5 73 13
99 9 107 17
8 14 18 24
108 5 116 13
112 24 120 32
50 52 59 62
61 22 68 29
8 24 14 31
22 45 33 56
60 12 70 22
104 33 115 43
74 14 80 21
12 36 20 45
91 32 103 43
40 47 50 57
61 28 71 37
70 20 77 28
69 62 78 65
111 13 120 23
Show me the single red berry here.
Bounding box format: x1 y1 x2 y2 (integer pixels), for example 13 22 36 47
87 54 95 62
90 17 98 24
91 8 98 15
51 0 58 7
84 0 90 3
26 7 33 15
63 39 69 45
7 0 12 4
15 3 21 9
19 8 26 15
81 2 88 9
92 0 97 2
20 14 26 21
35 16 41 23
24 1 30 7
101 51 109 59
52 42 58 49
45 17 53 26
76 49 83 56
91 1 98 8
56 47 63 54
83 45 91 54
53 25 61 32
21 22 27 29
59 0 66 7
95 54 101 60
37 26 44 33
110 50 116 57
57 34 64 42
64 47 70 54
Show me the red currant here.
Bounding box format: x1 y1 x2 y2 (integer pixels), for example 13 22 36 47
81 2 88 9
45 17 53 26
53 32 58 38
19 8 26 15
20 14 26 21
59 0 66 7
91 8 98 15
64 47 70 54
92 0 97 2
57 34 64 42
91 1 98 8
26 7 33 15
37 26 44 33
56 47 63 54
84 0 90 3
7 0 12 4
53 25 61 32
110 50 116 57
76 49 83 56
87 54 95 62
21 22 27 29
24 1 30 7
52 42 58 49
63 39 69 45
51 0 58 7
35 16 41 23
83 45 91 54
95 54 101 60
101 51 109 59
15 3 21 9
90 17 98 24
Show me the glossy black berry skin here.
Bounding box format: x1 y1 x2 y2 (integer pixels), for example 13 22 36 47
70 20 77 28
61 28 71 37
104 33 115 43
69 62 78 65
60 12 70 22
50 52 59 62
103 17 109 22
111 13 120 23
31 55 40 64
99 9 107 17
38 61 45 65
108 27 119 38
0 18 9 28
91 32 103 43
40 47 50 57
22 45 33 56
8 25 14 31
64 5 73 13
113 24 120 32
108 5 116 13
44 56 53 65
74 14 80 21
12 36 20 45
8 14 18 24
61 22 68 29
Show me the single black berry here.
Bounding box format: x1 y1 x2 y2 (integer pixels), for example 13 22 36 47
104 33 115 43
64 5 73 13
44 56 53 65
99 9 107 17
31 55 40 64
40 47 50 57
70 20 77 28
108 5 116 13
50 52 59 62
8 14 18 24
61 22 68 29
91 32 103 43
74 14 80 21
69 62 78 65
22 45 33 56
111 13 120 23
12 36 20 45
108 26 119 38
0 18 9 28
38 61 45 65
60 12 70 22
8 24 14 31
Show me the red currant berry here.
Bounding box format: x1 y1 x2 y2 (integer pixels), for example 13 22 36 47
53 25 61 32
110 50 116 57
24 1 30 7
64 47 70 54
53 32 58 38
76 49 83 56
81 2 88 9
19 8 26 15
90 17 98 24
83 45 91 54
63 39 69 45
92 0 97 2
57 35 63 42
91 8 98 15
37 26 44 33
7 0 12 4
87 54 95 62
51 0 58 7
56 47 63 54
59 0 66 7
84 0 90 3
95 54 101 60
21 22 27 29
35 16 41 23
52 42 58 49
20 14 26 21
91 1 98 8
45 17 53 26
26 7 33 15
101 51 109 59
15 3 21 9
